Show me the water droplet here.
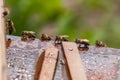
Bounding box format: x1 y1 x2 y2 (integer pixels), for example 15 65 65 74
68 48 73 51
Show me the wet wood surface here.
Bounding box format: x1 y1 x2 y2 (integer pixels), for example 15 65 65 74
6 35 120 80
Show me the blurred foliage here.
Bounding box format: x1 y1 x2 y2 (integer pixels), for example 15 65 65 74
6 0 120 48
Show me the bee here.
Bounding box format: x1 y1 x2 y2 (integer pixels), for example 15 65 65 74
55 35 68 44
7 19 16 35
6 38 12 48
75 39 89 51
21 31 35 41
95 40 107 47
40 34 51 41
60 59 65 65
3 7 10 17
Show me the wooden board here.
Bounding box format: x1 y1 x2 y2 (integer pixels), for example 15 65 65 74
6 35 120 80
62 42 87 80
0 0 7 79
38 46 59 80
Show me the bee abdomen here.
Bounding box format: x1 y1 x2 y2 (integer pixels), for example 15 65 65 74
40 34 52 41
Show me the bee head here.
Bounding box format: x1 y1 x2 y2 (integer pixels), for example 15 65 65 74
7 19 11 22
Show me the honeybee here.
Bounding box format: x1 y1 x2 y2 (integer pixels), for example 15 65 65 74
3 7 10 17
75 39 89 51
7 19 16 35
55 35 68 44
40 34 51 41
95 40 107 47
21 31 35 41
6 38 12 48
60 59 65 65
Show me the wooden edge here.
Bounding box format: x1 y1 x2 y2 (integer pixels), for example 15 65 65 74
0 0 7 79
62 42 87 80
35 46 59 80
34 51 45 80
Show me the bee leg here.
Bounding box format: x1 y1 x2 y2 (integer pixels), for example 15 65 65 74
85 46 89 51
30 34 35 40
8 29 13 35
21 35 27 41
48 37 51 40
31 36 35 40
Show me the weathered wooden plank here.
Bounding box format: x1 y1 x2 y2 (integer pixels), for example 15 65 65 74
6 35 120 80
38 46 59 80
62 42 87 80
0 0 7 79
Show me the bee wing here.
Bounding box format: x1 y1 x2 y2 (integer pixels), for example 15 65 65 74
10 20 16 32
4 7 10 14
13 26 16 32
49 35 54 40
61 35 69 37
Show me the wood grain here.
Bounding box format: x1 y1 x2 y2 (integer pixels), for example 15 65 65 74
62 42 87 80
38 46 59 80
0 0 7 79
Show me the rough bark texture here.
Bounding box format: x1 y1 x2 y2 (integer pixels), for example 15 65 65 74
6 35 120 80
0 0 7 79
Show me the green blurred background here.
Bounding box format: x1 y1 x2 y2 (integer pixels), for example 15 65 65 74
6 0 120 48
